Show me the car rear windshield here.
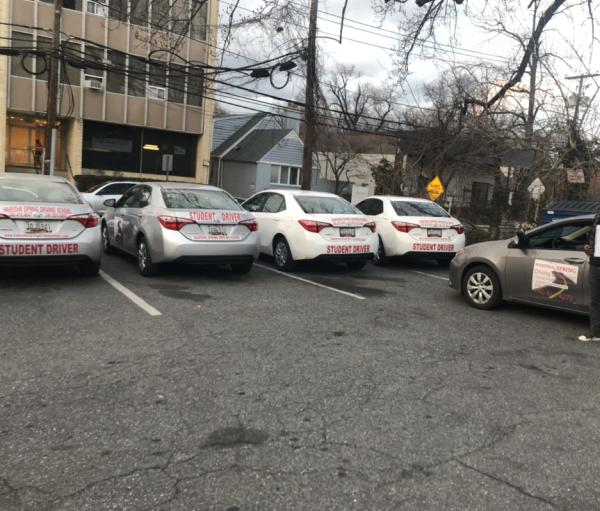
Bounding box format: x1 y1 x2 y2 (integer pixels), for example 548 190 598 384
0 179 82 204
162 189 241 210
392 200 449 217
295 195 357 215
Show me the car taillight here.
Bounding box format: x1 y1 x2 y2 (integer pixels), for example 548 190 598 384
298 220 332 233
67 213 99 228
392 221 418 233
158 215 194 231
364 222 376 233
239 219 258 232
452 224 465 234
0 213 9 219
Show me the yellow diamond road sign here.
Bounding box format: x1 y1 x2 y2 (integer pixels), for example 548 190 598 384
426 176 444 201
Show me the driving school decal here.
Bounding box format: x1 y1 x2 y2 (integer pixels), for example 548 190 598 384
326 244 370 254
1 206 73 218
0 243 79 256
188 211 244 223
330 217 368 227
531 259 579 303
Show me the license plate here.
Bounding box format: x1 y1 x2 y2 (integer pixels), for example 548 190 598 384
26 221 52 233
208 225 226 236
428 228 442 237
339 227 355 237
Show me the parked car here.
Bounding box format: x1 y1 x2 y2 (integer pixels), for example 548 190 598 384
242 189 377 271
449 215 592 313
0 173 101 275
81 181 137 215
355 196 465 266
101 183 259 276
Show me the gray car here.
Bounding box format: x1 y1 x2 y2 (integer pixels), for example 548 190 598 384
449 215 593 314
101 182 260 276
0 173 102 275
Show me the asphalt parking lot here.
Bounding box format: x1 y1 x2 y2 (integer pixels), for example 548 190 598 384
1 253 599 511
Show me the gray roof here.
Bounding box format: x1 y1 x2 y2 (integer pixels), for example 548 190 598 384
226 129 292 163
212 113 267 157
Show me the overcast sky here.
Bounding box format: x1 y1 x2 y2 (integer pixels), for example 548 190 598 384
216 0 598 117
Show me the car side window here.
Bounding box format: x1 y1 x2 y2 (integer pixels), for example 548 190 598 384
263 193 285 213
121 186 151 208
355 199 372 215
371 199 383 215
98 183 128 195
528 222 592 251
243 193 267 212
115 188 137 208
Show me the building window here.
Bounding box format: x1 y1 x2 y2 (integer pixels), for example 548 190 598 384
60 42 82 86
168 63 186 104
36 36 52 81
187 69 203 106
63 0 82 10
128 55 147 97
151 0 170 29
130 0 148 26
108 0 127 21
190 0 207 40
6 116 63 170
10 32 34 78
171 0 189 36
270 165 301 186
82 121 197 177
84 45 105 79
106 49 126 93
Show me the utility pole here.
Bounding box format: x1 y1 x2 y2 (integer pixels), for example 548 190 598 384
565 73 600 128
44 0 62 175
301 0 318 190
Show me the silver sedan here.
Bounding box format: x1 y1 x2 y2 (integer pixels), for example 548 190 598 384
101 182 260 276
449 215 592 314
0 173 102 275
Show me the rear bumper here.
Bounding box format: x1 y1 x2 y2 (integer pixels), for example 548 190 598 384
0 228 102 265
313 253 374 263
290 231 378 261
156 231 260 263
0 255 94 266
383 232 465 258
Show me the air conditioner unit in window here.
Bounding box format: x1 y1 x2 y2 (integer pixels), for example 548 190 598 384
147 85 167 100
86 0 108 17
83 75 104 91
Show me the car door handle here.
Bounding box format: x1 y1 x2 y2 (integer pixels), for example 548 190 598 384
564 257 585 264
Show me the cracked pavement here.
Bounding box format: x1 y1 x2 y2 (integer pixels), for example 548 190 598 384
1 254 599 510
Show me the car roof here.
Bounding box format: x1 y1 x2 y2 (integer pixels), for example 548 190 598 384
262 189 340 198
368 195 433 203
0 172 70 184
141 182 224 191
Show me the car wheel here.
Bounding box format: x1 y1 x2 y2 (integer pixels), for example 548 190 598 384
437 257 452 268
462 265 502 310
137 237 159 277
373 236 388 266
273 236 295 271
80 260 100 277
101 223 115 254
347 260 367 270
231 260 253 274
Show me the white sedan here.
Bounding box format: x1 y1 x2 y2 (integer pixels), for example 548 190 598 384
242 189 378 271
81 181 137 215
355 195 465 266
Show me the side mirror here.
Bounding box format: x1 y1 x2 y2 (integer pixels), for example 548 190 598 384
516 229 528 249
103 198 116 208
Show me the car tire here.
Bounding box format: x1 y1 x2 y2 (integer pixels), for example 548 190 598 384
437 257 452 268
347 260 367 270
101 223 115 254
273 236 295 272
137 236 159 277
462 265 502 310
80 260 100 277
231 260 253 274
373 236 388 266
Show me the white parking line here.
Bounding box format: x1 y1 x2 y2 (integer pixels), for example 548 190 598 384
408 269 449 281
255 264 366 300
99 270 162 316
